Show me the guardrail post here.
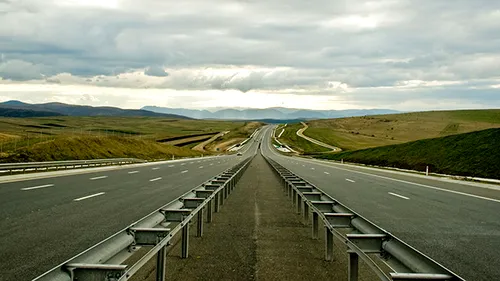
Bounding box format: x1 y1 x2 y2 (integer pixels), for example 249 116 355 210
214 193 220 213
297 193 302 214
312 212 319 239
303 202 309 222
348 251 359 281
325 228 334 261
181 222 190 258
197 209 204 237
207 200 213 222
156 246 167 281
220 189 225 206
292 189 297 205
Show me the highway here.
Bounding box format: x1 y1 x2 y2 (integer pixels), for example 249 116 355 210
0 130 263 281
2 125 498 281
261 126 500 281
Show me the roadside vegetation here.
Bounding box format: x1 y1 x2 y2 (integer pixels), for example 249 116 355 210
318 128 500 179
302 109 500 151
0 117 259 162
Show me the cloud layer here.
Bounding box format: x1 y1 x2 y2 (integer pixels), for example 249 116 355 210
0 0 499 110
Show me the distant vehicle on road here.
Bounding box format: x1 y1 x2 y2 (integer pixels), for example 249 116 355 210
237 152 243 156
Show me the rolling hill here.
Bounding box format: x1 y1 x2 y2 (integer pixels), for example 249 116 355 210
294 109 500 151
0 100 189 118
317 128 500 179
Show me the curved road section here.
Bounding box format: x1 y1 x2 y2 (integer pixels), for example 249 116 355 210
193 131 230 152
296 122 341 152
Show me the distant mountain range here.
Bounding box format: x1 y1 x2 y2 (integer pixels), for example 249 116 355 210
142 106 399 120
0 101 189 119
0 100 400 120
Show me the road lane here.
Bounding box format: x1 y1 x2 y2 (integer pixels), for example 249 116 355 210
0 131 262 281
261 125 500 281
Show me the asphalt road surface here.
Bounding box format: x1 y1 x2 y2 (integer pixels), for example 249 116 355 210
0 129 263 281
261 125 500 281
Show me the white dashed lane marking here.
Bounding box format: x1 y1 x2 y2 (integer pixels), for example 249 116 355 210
21 184 54 191
388 192 410 200
74 192 105 201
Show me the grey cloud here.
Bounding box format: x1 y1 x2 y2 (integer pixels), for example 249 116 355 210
145 66 169 77
0 0 499 109
0 59 46 80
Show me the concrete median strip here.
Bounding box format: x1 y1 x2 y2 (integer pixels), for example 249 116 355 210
160 154 376 281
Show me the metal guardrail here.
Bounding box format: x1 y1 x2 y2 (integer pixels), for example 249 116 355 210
33 156 253 281
0 158 145 174
263 155 466 281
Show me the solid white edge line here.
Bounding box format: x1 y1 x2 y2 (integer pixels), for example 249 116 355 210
346 179 356 183
389 192 410 200
149 177 162 182
74 192 105 201
90 176 108 180
300 159 500 204
21 184 54 191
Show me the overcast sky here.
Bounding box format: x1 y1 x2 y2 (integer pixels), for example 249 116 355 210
0 0 499 110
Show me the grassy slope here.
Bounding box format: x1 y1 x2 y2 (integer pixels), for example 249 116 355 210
0 117 248 162
304 109 500 151
278 123 330 154
3 136 202 162
318 128 500 179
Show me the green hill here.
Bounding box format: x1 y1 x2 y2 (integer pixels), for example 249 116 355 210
317 128 500 179
297 109 500 151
